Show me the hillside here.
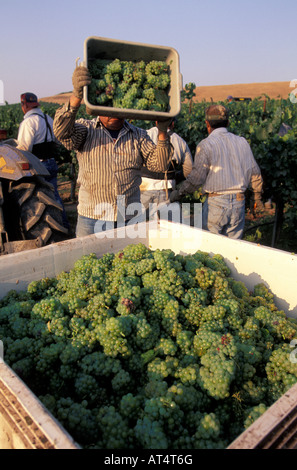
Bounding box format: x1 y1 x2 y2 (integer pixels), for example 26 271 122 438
192 81 292 102
40 81 292 105
41 92 72 105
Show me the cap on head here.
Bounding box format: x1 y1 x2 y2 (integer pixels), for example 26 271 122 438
20 92 39 107
205 104 229 122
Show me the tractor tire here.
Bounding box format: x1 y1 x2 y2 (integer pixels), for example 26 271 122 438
5 175 69 247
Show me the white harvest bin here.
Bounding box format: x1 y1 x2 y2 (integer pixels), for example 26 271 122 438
0 221 296 449
0 361 80 449
0 221 296 316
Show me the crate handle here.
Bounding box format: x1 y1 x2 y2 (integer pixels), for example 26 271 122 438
179 73 183 92
75 57 86 68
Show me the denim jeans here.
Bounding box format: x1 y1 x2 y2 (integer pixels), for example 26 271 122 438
140 189 174 222
140 189 170 210
76 215 144 237
76 215 115 237
202 193 245 239
42 158 70 230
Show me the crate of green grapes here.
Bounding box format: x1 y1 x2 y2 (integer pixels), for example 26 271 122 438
82 36 182 120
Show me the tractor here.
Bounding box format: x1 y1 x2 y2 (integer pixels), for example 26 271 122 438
0 136 68 255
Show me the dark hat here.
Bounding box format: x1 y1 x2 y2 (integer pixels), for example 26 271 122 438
205 104 229 122
20 92 39 106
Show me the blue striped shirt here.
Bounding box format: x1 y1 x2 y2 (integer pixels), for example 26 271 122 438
53 102 173 220
178 127 263 196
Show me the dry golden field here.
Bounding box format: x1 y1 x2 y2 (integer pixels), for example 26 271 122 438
41 81 292 105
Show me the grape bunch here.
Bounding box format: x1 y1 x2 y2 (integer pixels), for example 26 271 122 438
88 58 171 111
0 242 296 450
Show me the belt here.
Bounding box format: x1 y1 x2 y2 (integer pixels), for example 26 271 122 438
207 192 245 201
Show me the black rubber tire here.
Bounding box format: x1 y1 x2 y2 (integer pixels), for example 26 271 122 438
6 176 68 246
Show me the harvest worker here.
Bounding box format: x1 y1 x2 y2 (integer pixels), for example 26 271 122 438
140 118 193 221
17 92 69 230
170 104 264 239
53 65 173 237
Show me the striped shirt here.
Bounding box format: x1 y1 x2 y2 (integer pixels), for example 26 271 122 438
53 102 173 220
178 127 263 196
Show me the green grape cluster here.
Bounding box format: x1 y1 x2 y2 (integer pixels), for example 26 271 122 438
175 363 200 386
74 372 101 402
193 329 222 356
88 58 171 111
55 397 99 445
243 403 267 429
147 356 179 381
195 412 221 440
254 306 297 341
134 415 168 449
0 243 297 450
195 266 217 290
156 337 178 356
240 377 267 404
176 330 194 355
265 343 297 402
199 350 236 399
97 405 134 449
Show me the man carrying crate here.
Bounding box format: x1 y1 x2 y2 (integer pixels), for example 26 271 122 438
53 66 173 237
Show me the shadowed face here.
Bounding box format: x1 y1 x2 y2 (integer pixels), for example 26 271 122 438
99 116 125 130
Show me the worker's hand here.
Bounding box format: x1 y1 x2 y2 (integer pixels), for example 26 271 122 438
72 66 92 100
156 118 173 133
250 192 265 215
170 189 181 203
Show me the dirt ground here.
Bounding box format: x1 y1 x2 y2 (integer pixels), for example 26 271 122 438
57 180 78 238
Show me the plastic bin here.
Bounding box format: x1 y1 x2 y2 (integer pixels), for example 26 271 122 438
0 361 80 449
228 381 297 449
0 221 297 448
83 36 182 120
